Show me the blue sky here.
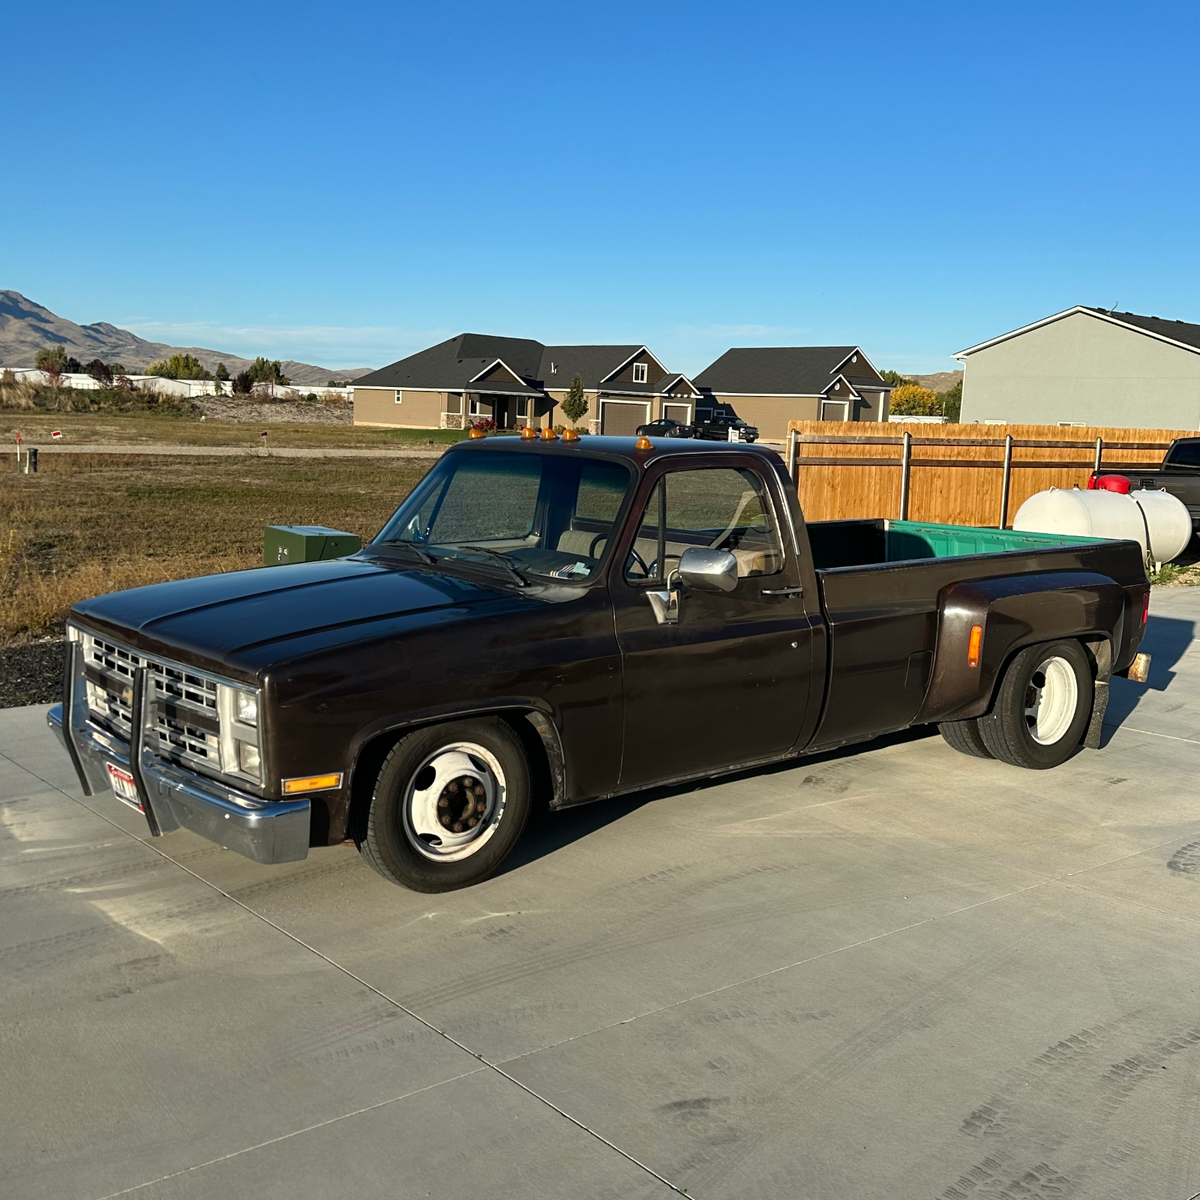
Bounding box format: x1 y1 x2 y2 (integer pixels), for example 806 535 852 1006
3 0 1197 375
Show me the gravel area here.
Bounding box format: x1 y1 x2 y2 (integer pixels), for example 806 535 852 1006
0 640 67 708
195 397 354 425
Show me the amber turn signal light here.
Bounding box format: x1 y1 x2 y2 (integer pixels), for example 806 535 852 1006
541 428 557 441
561 428 580 443
520 426 538 440
635 435 653 450
468 427 485 440
967 624 983 668
282 773 343 794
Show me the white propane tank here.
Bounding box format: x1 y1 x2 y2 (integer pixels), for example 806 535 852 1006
1013 486 1192 565
1130 488 1193 563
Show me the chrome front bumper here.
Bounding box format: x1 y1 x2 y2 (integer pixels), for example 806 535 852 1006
48 673 311 866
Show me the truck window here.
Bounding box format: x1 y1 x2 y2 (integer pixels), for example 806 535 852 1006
1166 440 1200 468
625 466 783 583
375 451 634 583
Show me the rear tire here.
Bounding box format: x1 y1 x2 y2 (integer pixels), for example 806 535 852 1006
977 640 1093 769
356 717 531 892
939 718 993 759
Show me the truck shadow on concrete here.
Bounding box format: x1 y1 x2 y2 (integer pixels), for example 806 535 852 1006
1101 612 1196 744
499 728 936 880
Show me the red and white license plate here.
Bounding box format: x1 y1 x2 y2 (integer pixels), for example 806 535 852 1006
106 763 143 812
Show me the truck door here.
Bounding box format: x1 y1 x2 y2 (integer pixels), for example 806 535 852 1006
610 458 815 788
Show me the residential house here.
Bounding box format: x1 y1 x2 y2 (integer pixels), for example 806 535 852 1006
957 307 1200 429
692 346 892 440
351 334 699 433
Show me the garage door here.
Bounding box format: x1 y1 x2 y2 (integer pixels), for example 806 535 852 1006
663 404 691 423
601 402 650 436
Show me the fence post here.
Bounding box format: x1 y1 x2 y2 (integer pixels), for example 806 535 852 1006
999 434 1014 529
899 430 912 520
787 428 798 485
1093 436 1103 474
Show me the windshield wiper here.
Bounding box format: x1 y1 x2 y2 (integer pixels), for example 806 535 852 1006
378 539 437 566
458 546 530 588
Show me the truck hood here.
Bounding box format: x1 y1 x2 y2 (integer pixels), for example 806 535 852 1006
70 555 513 672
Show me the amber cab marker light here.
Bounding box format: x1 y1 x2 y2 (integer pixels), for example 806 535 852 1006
520 425 538 441
541 427 558 441
282 773 343 795
561 428 580 443
468 427 485 440
967 624 983 668
635 435 653 451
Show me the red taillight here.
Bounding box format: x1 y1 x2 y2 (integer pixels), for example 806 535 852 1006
967 624 983 668
1141 591 1150 625
1087 474 1097 489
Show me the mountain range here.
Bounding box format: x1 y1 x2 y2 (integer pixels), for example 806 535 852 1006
0 291 374 386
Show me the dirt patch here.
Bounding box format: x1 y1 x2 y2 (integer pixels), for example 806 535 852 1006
0 639 67 708
196 397 354 425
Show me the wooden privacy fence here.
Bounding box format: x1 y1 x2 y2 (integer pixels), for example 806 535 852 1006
784 420 1194 527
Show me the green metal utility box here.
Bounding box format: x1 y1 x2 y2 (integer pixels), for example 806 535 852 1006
264 525 362 566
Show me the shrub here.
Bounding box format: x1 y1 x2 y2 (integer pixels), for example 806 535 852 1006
232 371 253 394
468 417 497 434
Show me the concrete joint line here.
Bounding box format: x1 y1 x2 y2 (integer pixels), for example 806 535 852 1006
14 758 689 1200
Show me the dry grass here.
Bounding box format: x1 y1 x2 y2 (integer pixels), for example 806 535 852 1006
1 408 466 449
0 453 429 643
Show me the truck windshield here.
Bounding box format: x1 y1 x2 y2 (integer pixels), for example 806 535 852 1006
373 450 635 584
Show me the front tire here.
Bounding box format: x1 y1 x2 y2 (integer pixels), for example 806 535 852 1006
357 717 531 892
977 640 1093 769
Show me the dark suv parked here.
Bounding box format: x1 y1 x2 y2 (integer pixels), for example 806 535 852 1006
635 418 694 439
695 415 758 443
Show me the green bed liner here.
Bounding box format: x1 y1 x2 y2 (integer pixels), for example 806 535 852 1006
883 520 1106 562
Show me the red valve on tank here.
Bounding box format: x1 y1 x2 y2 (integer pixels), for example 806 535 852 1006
1093 474 1131 494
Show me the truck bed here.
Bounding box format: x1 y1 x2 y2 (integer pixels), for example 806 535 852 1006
803 519 1142 750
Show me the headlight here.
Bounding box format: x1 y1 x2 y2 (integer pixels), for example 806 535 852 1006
236 690 258 726
238 741 261 778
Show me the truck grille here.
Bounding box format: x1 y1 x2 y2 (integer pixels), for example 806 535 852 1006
80 631 229 778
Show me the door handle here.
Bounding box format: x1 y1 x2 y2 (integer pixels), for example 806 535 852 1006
760 585 804 597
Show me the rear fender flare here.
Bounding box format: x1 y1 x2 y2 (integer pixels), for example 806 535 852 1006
916 571 1125 724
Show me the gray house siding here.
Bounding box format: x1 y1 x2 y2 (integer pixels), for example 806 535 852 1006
960 311 1200 430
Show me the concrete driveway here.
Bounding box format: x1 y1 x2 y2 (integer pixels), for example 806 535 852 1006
2 589 1198 1200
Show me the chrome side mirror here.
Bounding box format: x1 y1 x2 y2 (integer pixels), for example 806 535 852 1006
678 547 739 593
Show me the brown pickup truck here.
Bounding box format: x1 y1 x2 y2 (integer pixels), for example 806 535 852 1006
51 435 1151 892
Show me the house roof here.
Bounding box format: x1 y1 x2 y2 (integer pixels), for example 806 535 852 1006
539 345 642 389
956 306 1200 357
355 334 684 394
693 346 883 396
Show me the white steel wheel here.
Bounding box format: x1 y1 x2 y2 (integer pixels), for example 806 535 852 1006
978 639 1093 770
401 742 506 862
356 716 532 892
1023 655 1079 745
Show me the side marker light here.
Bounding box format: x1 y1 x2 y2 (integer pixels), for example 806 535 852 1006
967 624 983 668
282 773 343 795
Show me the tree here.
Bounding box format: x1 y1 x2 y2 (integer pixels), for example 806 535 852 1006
216 362 230 381
880 369 917 389
146 353 212 380
35 345 68 374
939 380 962 422
86 359 114 386
560 373 588 426
232 371 253 394
65 356 84 374
248 357 289 386
889 383 942 416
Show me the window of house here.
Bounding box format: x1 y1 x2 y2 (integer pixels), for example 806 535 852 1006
851 354 858 364
469 397 482 417
632 362 648 384
515 397 529 418
623 467 782 584
395 390 403 404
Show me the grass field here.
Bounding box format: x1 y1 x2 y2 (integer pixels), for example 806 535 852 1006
0 453 430 643
2 410 468 449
